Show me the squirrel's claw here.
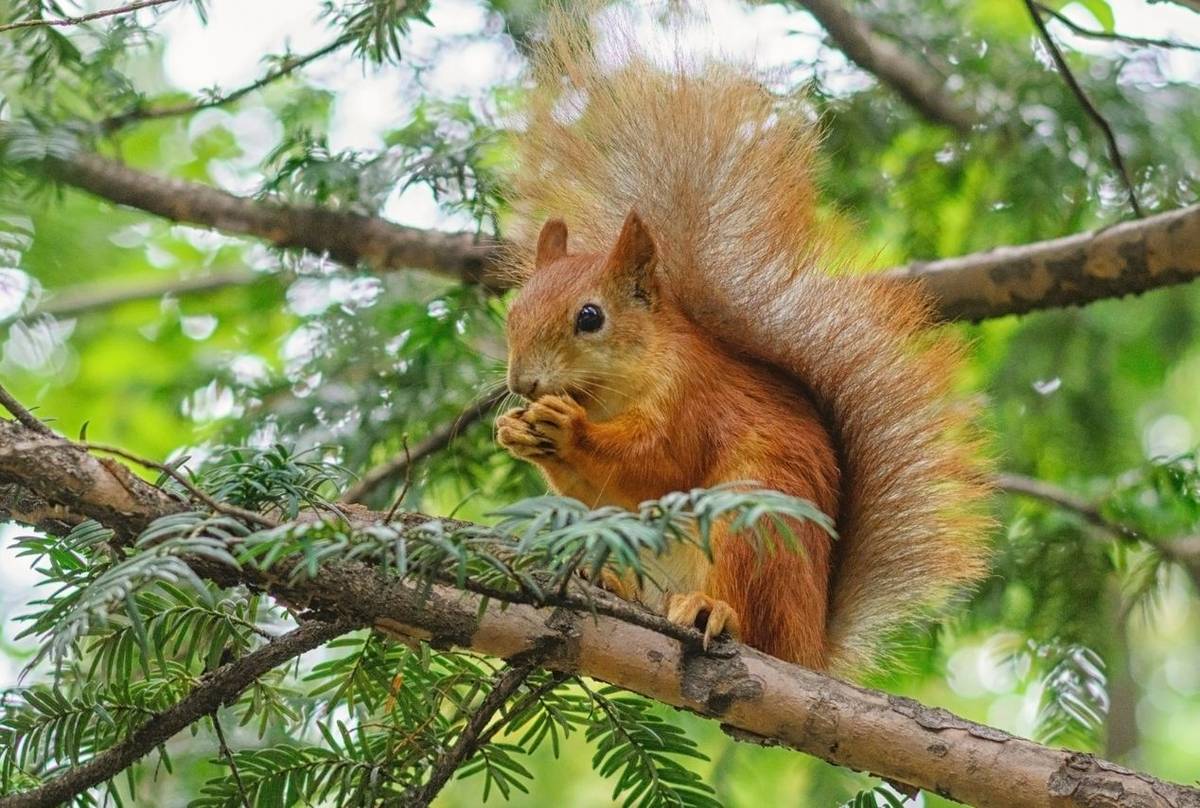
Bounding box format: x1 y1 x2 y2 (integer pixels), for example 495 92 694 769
497 396 586 462
664 591 741 650
497 409 556 458
578 566 634 600
524 394 586 443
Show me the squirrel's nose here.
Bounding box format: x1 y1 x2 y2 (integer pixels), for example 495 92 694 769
508 374 541 400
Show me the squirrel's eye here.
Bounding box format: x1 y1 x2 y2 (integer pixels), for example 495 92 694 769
575 303 605 334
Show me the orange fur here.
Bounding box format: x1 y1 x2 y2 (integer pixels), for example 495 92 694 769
497 6 993 676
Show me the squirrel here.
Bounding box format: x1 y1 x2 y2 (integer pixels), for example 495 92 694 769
495 7 992 676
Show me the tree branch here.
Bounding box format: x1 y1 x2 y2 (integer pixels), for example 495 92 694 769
0 618 357 808
0 386 53 437
1 420 1197 808
100 34 356 132
998 472 1200 592
342 390 507 505
27 269 269 319
0 0 179 33
1025 0 1143 218
900 202 1200 321
21 145 1200 322
35 148 499 288
403 660 541 808
1035 3 1200 53
794 0 980 134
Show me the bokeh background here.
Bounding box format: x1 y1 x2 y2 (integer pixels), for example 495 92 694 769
2 0 1200 804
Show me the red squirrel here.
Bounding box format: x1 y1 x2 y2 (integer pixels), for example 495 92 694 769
496 9 991 675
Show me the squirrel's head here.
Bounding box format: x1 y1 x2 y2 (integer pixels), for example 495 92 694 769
506 210 663 418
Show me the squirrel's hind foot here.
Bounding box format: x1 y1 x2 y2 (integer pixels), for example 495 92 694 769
664 591 741 650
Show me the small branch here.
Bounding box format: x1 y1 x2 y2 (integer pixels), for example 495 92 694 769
81 442 279 529
0 0 179 33
343 391 506 505
383 436 413 522
0 619 357 808
0 383 54 437
1035 3 1200 53
101 34 355 131
795 0 980 134
210 713 251 808
29 269 268 319
403 660 542 808
998 472 1200 591
997 473 1119 534
1025 0 1143 218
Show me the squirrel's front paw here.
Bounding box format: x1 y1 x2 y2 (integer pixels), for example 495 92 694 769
664 592 741 650
496 394 586 461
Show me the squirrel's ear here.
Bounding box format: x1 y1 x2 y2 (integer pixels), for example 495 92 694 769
535 219 569 267
608 210 658 294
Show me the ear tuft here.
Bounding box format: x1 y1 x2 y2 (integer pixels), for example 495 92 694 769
609 209 657 285
535 219 569 266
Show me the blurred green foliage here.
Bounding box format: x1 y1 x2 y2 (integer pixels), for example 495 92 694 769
1 0 1199 805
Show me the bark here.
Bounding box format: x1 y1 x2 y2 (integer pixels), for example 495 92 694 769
24 147 1200 322
39 150 500 289
1 420 1198 808
906 202 1200 320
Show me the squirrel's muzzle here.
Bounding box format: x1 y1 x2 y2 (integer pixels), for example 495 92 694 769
508 372 541 400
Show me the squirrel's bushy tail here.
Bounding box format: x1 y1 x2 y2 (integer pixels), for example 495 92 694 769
507 5 992 676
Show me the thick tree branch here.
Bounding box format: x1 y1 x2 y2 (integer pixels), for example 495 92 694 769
1 420 1198 808
36 149 499 288
794 0 980 133
342 390 507 504
901 202 1200 320
21 147 1200 322
0 618 357 808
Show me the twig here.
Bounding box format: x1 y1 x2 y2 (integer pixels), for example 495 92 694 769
997 472 1200 591
0 0 179 33
0 619 356 808
0 383 54 437
342 390 506 504
210 713 251 808
476 672 571 747
383 436 413 522
1035 3 1200 53
997 472 1122 535
29 269 267 319
1024 0 1143 218
81 442 279 529
101 33 355 131
401 659 543 808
